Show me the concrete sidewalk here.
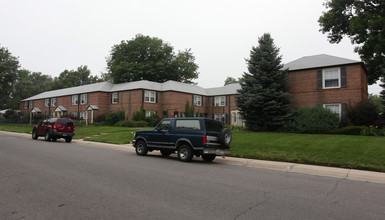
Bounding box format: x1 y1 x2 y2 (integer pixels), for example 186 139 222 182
3 130 385 184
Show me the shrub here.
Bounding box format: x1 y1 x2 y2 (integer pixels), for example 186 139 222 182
105 110 125 125
115 120 149 127
132 108 146 121
145 113 160 127
348 101 380 126
361 126 384 136
284 106 340 134
328 126 362 135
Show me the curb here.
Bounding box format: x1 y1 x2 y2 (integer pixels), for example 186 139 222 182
2 130 385 184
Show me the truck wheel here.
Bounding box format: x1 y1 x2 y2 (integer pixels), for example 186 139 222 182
202 154 216 162
160 149 172 157
220 128 232 147
44 131 51 141
65 137 72 143
178 144 193 162
135 141 148 156
32 130 38 140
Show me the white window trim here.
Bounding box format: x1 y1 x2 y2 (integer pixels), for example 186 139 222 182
214 96 226 106
144 90 156 103
71 95 78 105
323 103 341 120
214 113 226 122
112 92 118 104
193 95 202 106
322 68 341 89
44 99 50 107
145 111 156 117
80 94 88 105
29 101 34 109
24 102 28 109
51 98 56 107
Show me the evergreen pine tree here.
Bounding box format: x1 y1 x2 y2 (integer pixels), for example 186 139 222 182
236 33 291 131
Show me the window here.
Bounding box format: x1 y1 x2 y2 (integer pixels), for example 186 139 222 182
214 113 225 123
80 112 87 119
205 120 223 132
24 102 28 109
145 111 157 117
156 120 171 131
176 119 201 130
144 90 156 103
80 94 88 105
324 104 341 119
44 99 50 107
29 101 34 109
71 95 78 105
323 68 340 88
70 112 78 118
193 95 202 106
214 96 226 106
112 92 119 104
51 98 56 107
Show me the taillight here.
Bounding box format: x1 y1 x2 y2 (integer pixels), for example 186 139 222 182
202 135 207 144
73 126 75 132
53 124 57 130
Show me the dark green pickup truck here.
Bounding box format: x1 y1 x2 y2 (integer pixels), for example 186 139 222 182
132 117 232 162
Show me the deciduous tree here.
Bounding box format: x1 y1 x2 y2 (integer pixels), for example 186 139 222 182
106 34 199 84
51 65 101 90
0 45 19 109
318 0 385 84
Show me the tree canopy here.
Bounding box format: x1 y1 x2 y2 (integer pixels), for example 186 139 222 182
236 33 291 131
106 34 199 84
9 69 53 108
224 76 243 85
318 0 385 84
51 65 101 90
0 45 19 109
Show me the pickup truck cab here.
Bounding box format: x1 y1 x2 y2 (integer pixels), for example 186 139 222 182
132 117 232 162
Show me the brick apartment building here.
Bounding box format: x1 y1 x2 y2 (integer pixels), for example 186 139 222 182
19 54 368 125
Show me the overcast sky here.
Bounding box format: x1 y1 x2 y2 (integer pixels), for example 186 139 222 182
0 0 381 94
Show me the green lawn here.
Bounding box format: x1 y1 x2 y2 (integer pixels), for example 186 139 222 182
1 124 385 172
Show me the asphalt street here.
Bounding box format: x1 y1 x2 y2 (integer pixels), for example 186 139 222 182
1 132 385 219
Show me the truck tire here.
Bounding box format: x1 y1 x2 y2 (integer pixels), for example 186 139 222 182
219 128 232 147
44 131 51 141
65 137 72 143
135 140 148 156
32 130 38 140
177 144 193 162
202 154 216 162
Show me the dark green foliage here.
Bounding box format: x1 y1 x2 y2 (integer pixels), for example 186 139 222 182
145 113 160 127
132 108 146 121
224 77 243 85
0 45 19 109
328 126 362 135
318 0 385 84
361 126 384 136
10 69 53 108
284 107 340 134
106 34 199 84
51 65 102 90
348 101 380 126
369 94 383 113
184 101 195 117
115 120 148 127
94 114 106 122
105 110 125 125
236 33 291 131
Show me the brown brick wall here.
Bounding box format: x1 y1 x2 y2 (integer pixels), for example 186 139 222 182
18 64 368 125
288 64 368 108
